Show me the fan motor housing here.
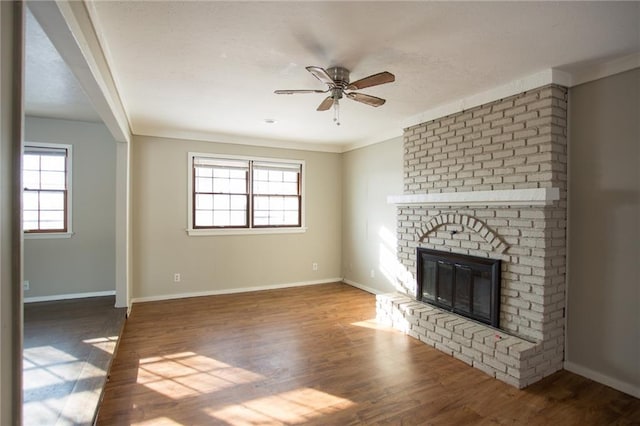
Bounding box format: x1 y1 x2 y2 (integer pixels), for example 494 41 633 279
327 67 350 88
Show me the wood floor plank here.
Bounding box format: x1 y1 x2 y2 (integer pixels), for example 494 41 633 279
96 283 640 425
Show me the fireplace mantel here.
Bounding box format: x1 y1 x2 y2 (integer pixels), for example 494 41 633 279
387 187 559 207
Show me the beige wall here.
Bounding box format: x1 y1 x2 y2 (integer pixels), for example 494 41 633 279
341 137 403 294
567 68 639 396
131 135 342 300
23 117 117 299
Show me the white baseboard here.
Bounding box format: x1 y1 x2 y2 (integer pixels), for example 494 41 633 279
342 279 384 295
24 290 116 304
130 278 344 304
564 361 640 398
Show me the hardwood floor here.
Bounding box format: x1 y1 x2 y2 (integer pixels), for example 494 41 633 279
97 283 640 425
24 296 126 426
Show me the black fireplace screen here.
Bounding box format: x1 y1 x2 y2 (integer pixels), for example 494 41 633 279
416 248 501 327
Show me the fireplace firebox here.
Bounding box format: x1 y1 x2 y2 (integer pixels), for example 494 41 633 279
416 248 501 327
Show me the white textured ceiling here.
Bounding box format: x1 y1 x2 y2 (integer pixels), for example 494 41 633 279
25 7 101 123
30 1 640 151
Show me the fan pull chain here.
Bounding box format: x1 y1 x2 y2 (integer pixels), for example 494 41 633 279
333 99 340 126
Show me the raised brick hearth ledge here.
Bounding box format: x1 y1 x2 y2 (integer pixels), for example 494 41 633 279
376 293 546 388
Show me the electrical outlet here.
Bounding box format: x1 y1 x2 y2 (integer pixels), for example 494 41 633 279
370 269 375 278
23 280 30 291
312 262 318 271
173 273 181 283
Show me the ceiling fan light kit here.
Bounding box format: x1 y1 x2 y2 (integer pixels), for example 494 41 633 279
275 66 395 126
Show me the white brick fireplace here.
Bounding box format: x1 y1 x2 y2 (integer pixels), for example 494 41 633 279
377 84 568 388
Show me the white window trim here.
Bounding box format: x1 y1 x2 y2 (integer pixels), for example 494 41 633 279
23 142 74 240
187 152 306 236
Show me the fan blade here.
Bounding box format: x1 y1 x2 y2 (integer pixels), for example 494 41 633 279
346 92 386 107
275 89 326 94
347 71 395 90
306 66 335 87
316 96 334 111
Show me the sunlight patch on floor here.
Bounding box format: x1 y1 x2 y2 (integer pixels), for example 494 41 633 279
25 360 107 390
24 346 107 393
83 335 119 345
133 417 184 426
138 352 265 399
204 387 355 425
350 318 396 332
24 345 78 366
23 400 60 426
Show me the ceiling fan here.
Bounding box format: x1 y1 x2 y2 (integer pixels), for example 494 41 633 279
275 66 395 125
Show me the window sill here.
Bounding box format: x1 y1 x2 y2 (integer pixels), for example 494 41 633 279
24 232 74 240
187 227 307 236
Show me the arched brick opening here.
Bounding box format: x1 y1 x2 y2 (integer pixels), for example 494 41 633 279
416 214 508 253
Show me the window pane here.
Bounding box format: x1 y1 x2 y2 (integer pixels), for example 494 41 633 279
268 170 283 182
254 196 268 210
254 169 268 180
41 155 65 171
23 171 40 190
254 217 268 226
284 211 298 224
213 178 230 193
195 166 213 178
196 177 212 193
229 211 246 226
23 211 38 222
24 221 39 231
41 171 65 190
229 169 246 179
269 182 283 194
23 154 40 170
40 210 64 222
213 211 229 226
253 165 300 197
229 178 246 194
40 192 64 210
283 171 298 182
275 212 287 225
213 168 229 178
195 210 213 227
254 181 269 194
196 194 213 209
24 192 39 210
213 194 230 210
40 220 64 230
282 182 298 195
284 197 298 210
253 194 300 227
230 195 246 210
270 196 284 210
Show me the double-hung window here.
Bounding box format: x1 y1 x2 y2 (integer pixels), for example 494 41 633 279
189 153 304 234
193 157 249 228
252 161 302 227
23 143 72 236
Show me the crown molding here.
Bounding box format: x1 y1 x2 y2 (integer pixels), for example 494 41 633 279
566 52 640 87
